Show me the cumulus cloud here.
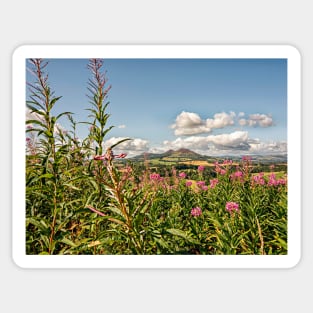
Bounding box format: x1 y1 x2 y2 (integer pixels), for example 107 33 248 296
206 131 250 150
205 111 236 129
162 131 251 152
249 141 287 154
164 136 210 151
118 124 126 129
160 130 286 155
170 111 211 136
171 111 274 136
171 111 236 136
239 113 273 128
103 136 149 157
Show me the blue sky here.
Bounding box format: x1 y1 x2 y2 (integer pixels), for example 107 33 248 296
26 58 287 156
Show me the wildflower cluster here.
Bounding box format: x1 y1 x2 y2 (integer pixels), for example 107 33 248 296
191 207 202 217
226 201 240 212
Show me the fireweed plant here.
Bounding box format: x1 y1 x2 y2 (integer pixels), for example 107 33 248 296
26 59 288 255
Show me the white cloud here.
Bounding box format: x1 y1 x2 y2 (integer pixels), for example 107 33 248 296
171 111 211 136
239 113 273 128
104 136 149 157
249 141 287 154
206 131 251 151
164 136 209 151
171 111 236 136
162 131 250 153
205 111 236 129
118 124 126 129
171 111 274 136
159 130 286 155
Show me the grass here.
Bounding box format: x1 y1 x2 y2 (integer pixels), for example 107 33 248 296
25 58 288 255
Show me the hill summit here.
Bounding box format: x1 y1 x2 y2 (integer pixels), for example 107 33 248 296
131 148 206 161
166 148 203 158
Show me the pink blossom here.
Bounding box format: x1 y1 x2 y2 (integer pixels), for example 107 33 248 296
267 173 278 186
94 151 127 161
234 171 243 177
196 181 206 187
179 172 186 179
185 181 193 187
220 169 226 175
94 155 106 160
252 173 265 186
226 202 239 213
201 185 208 191
198 165 205 172
223 159 233 165
191 207 202 217
150 173 161 181
115 153 127 158
242 155 252 162
277 178 287 185
210 178 219 188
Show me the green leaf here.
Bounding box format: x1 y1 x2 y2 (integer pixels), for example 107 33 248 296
49 96 62 109
107 205 125 218
109 138 131 150
55 111 73 121
27 217 50 233
61 238 78 248
166 228 200 245
26 119 46 129
63 183 81 191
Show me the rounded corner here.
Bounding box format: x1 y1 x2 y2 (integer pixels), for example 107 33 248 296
11 253 27 270
12 44 28 60
285 252 302 269
284 44 302 60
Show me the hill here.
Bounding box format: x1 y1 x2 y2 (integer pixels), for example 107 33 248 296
125 149 287 167
130 148 207 162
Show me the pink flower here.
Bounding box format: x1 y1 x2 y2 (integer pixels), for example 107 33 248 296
191 207 202 217
277 178 287 185
150 173 161 181
267 173 278 186
242 155 252 162
196 181 206 187
94 155 106 160
252 173 265 186
185 181 193 187
210 178 219 188
198 165 205 172
179 172 186 179
201 185 208 191
226 202 239 213
234 171 243 177
220 169 226 175
115 153 127 158
223 159 233 165
94 151 127 161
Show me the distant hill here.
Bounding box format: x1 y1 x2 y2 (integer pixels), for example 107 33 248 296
127 149 287 166
130 148 207 162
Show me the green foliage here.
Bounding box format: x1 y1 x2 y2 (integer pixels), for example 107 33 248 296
26 59 288 255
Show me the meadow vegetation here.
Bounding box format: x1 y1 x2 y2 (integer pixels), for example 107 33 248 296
26 58 288 255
